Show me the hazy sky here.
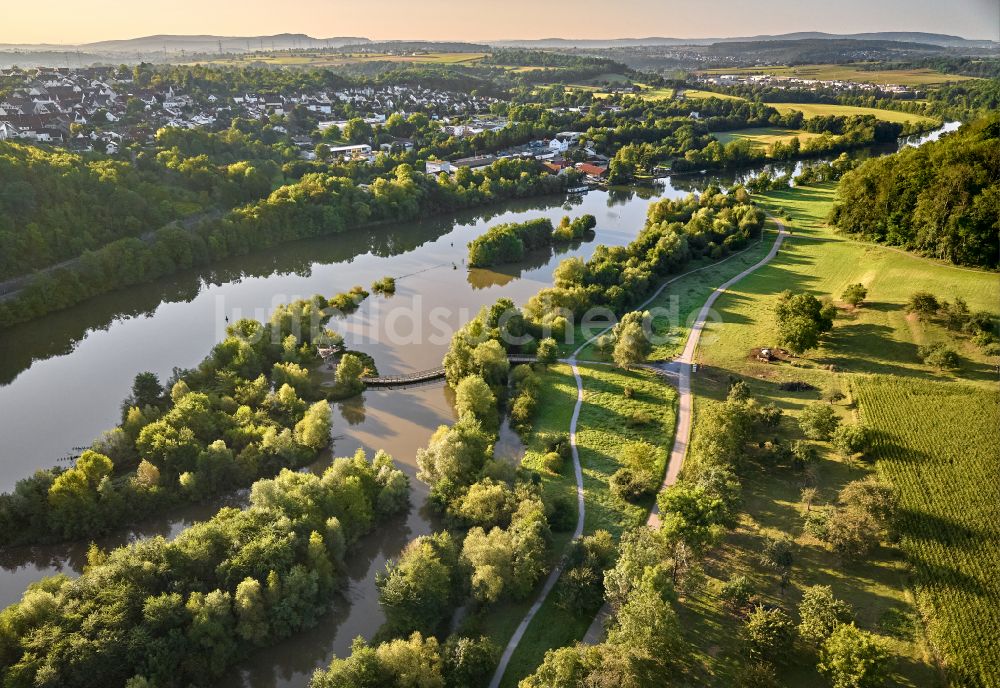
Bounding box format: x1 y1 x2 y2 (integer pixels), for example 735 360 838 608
3 0 998 44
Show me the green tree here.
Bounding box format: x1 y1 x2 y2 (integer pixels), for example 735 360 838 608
454 375 498 431
831 424 871 458
612 311 651 369
799 403 841 440
336 353 366 393
841 284 868 307
775 290 836 354
818 624 892 688
745 605 796 662
798 585 854 645
377 533 458 635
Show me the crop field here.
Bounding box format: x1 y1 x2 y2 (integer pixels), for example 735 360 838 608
856 376 1000 688
712 126 825 148
768 102 938 124
699 63 978 87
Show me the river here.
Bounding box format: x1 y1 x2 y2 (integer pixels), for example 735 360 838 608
0 122 957 685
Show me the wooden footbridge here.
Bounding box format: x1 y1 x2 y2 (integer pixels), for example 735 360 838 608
360 354 538 388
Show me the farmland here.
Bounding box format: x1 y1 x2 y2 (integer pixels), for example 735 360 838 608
681 181 999 686
679 87 746 101
768 102 939 124
856 377 1000 688
713 126 825 149
698 63 979 87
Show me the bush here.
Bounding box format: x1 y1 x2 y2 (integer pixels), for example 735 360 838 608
371 276 396 295
745 605 796 662
917 343 961 370
542 451 564 474
905 291 939 318
818 624 892 688
841 283 868 307
831 424 871 458
799 403 840 440
720 574 756 614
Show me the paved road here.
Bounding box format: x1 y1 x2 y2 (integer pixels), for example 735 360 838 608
488 224 785 686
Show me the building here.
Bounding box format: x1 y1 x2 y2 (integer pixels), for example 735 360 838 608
425 159 453 174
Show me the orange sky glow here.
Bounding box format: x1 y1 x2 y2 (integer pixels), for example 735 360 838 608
2 0 997 45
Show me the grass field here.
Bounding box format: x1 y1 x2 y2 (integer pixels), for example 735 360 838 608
713 126 825 149
699 63 978 87
679 181 999 686
488 364 677 687
856 378 1000 688
768 102 938 124
680 88 746 101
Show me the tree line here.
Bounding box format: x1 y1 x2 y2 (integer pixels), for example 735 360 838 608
466 214 596 267
830 114 999 268
0 159 578 327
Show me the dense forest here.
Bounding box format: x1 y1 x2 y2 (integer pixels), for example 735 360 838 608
830 114 999 268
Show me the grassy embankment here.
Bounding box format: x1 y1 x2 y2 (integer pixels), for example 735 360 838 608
472 362 677 688
698 63 978 87
678 181 998 686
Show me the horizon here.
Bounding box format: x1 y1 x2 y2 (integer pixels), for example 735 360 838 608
2 0 998 45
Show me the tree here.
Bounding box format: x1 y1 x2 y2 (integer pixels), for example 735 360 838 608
295 401 333 451
841 284 868 307
799 403 841 441
612 311 651 369
745 605 796 662
720 574 756 614
128 371 163 410
454 375 497 431
535 337 558 365
798 585 854 645
658 483 728 552
818 624 892 688
442 636 499 688
918 343 961 370
336 353 365 393
377 533 458 635
774 290 836 354
344 118 373 144
905 291 939 319
831 424 871 458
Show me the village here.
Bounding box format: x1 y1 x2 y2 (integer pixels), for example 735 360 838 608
0 65 612 181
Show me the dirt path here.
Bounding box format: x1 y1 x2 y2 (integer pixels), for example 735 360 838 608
488 222 786 685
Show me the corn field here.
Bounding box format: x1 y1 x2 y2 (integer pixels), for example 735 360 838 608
855 375 1000 688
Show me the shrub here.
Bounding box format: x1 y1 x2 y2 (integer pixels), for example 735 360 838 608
371 276 396 295
841 283 868 307
831 424 871 458
798 403 840 440
905 291 939 319
917 343 961 370
745 605 796 662
720 574 756 614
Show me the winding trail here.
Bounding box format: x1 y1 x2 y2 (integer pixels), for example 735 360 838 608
488 219 787 686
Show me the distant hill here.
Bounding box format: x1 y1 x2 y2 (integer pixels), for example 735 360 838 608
489 32 998 49
0 34 370 57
